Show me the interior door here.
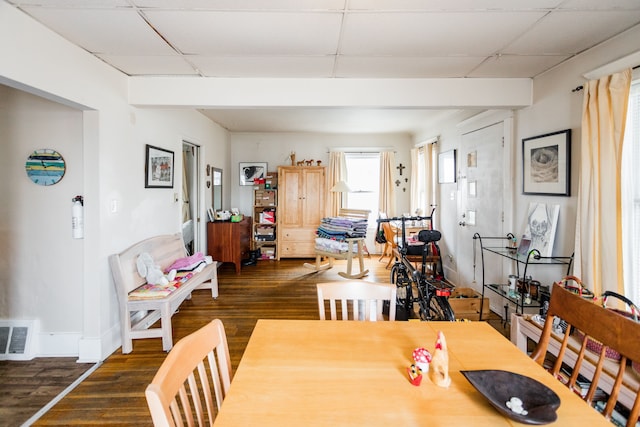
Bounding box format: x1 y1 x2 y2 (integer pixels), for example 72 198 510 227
456 122 505 313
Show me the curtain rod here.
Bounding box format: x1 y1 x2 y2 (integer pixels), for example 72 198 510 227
327 147 396 153
572 64 640 93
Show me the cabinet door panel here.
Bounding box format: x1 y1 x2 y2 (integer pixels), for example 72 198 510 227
280 168 302 227
302 168 325 227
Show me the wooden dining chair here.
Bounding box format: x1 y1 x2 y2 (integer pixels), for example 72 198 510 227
530 283 640 426
317 280 397 321
381 221 399 268
145 319 232 426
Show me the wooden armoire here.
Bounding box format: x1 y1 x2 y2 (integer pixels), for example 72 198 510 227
277 166 326 258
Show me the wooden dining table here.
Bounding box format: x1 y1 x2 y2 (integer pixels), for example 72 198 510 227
213 319 610 426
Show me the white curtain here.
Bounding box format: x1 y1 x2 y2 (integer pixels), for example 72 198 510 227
182 152 191 223
410 144 435 218
410 148 420 215
379 151 396 217
327 151 346 217
622 78 640 303
574 69 631 296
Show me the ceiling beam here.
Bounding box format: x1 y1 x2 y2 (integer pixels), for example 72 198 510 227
128 77 532 109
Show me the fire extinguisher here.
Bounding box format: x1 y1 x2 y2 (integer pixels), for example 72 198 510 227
72 195 84 239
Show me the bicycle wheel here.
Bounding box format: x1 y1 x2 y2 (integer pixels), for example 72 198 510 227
418 294 455 321
390 263 414 320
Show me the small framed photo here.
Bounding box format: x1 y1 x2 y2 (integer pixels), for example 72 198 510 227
145 144 174 188
207 207 215 222
522 129 571 196
239 162 267 186
517 237 532 258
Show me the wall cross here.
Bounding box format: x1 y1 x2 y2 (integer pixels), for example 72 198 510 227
397 163 405 175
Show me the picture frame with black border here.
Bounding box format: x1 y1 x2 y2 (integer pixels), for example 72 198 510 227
522 129 571 196
239 162 267 186
438 149 457 184
145 144 174 188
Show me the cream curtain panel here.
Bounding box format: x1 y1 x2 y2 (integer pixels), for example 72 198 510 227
410 145 435 217
410 148 419 215
379 151 396 217
327 151 346 217
423 144 434 216
574 69 632 296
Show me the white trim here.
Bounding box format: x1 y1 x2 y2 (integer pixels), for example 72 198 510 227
414 136 439 147
456 109 514 133
583 50 640 80
328 146 394 153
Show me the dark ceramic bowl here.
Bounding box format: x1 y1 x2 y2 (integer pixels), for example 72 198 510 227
461 370 561 425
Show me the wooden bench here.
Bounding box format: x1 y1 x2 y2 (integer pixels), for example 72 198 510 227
109 233 218 354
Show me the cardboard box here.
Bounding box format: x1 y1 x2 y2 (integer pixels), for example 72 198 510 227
448 287 490 321
255 190 276 206
259 210 275 223
260 247 276 259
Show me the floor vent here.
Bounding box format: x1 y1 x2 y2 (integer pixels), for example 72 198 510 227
0 320 36 360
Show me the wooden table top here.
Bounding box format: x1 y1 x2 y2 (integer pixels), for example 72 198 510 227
214 320 610 426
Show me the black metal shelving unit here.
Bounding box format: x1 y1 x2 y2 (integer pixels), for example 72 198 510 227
473 233 573 321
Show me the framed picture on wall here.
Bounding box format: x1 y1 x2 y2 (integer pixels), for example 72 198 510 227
239 162 267 186
522 129 571 196
438 149 457 183
145 144 174 188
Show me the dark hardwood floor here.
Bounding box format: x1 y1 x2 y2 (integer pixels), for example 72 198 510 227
3 257 507 426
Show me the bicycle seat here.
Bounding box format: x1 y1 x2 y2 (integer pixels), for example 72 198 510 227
418 229 441 243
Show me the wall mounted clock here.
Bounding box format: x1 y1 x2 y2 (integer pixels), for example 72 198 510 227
25 149 66 186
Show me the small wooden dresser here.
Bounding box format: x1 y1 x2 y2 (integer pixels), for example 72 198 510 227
207 217 252 273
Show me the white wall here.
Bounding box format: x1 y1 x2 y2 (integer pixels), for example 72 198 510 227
0 86 84 345
229 132 414 253
0 3 229 361
417 25 640 296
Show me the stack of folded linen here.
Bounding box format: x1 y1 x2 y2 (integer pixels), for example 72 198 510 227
314 237 351 254
314 215 368 253
316 216 368 241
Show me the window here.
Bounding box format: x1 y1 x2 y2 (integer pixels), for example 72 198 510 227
622 76 640 303
344 152 380 224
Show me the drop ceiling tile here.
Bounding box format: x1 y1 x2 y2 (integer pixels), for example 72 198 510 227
189 55 336 77
340 12 546 56
20 7 175 55
347 0 563 11
96 54 199 76
9 0 129 7
133 0 347 10
558 0 640 10
504 10 640 55
144 10 343 55
468 54 570 78
335 56 485 78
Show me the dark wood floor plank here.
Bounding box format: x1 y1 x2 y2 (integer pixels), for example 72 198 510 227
1 258 506 426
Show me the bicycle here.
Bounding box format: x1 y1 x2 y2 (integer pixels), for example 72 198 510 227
378 213 455 321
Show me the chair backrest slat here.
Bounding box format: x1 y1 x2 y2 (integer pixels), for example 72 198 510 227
146 319 232 426
317 281 396 321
